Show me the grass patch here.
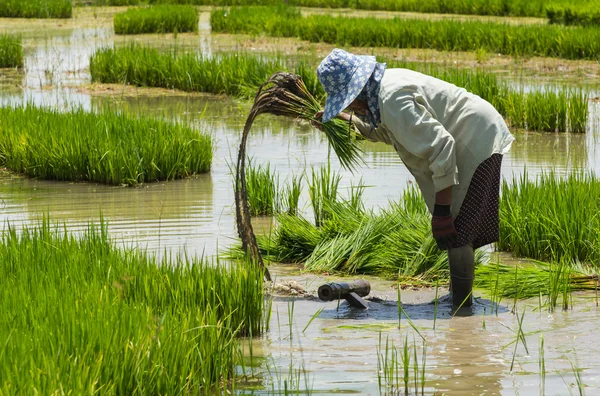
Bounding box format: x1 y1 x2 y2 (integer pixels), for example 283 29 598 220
0 34 23 68
114 5 199 35
90 45 589 133
499 172 600 263
0 0 71 18
0 220 266 393
211 6 600 61
0 105 212 185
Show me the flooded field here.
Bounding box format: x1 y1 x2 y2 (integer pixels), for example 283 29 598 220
1 7 600 395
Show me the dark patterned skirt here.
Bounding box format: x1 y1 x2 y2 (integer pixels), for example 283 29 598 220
453 154 503 249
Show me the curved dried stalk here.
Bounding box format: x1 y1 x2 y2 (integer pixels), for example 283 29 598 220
236 72 363 281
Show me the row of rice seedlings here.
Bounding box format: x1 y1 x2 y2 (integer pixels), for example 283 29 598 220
0 34 23 68
0 105 212 185
83 0 595 19
387 59 589 133
0 220 267 394
498 171 600 263
90 44 290 97
210 6 600 61
475 260 597 310
114 5 199 35
547 3 600 26
0 0 71 18
90 45 589 133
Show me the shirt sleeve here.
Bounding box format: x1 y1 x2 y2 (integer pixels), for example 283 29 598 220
381 89 459 192
352 116 391 144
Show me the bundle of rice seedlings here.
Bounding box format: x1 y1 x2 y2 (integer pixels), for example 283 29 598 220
235 72 363 280
475 260 599 304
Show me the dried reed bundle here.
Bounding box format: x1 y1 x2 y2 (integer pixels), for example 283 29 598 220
236 72 363 281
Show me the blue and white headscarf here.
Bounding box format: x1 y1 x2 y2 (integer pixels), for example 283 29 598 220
357 62 386 128
317 48 386 128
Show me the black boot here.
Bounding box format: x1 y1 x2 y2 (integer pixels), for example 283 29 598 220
448 244 475 307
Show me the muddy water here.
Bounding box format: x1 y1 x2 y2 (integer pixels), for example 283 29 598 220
1 7 600 394
255 264 600 395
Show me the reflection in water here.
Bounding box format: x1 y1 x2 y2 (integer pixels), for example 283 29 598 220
0 175 214 254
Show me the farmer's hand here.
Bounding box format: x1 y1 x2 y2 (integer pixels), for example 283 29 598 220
311 110 324 131
431 204 457 250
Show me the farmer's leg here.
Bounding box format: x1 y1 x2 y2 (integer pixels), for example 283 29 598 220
448 243 474 307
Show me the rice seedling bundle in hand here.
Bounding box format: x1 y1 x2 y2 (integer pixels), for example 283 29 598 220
0 0 71 18
114 5 199 35
0 34 23 68
235 72 363 281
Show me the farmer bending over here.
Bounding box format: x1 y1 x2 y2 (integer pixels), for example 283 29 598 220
314 49 514 307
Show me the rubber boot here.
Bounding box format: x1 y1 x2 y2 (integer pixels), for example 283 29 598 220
448 244 475 307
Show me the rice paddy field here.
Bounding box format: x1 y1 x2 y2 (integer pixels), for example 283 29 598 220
2 3 600 395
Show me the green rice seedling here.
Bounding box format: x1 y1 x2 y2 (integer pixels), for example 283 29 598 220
0 220 266 394
245 159 279 216
433 279 439 330
499 171 600 263
301 307 324 334
540 334 546 395
287 299 295 340
211 6 600 61
0 34 23 68
308 165 341 227
114 5 199 35
570 360 585 396
0 0 71 18
0 105 212 185
510 308 528 372
282 174 303 216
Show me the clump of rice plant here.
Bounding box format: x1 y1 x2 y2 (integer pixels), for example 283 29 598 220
211 6 600 61
0 34 23 68
547 4 600 26
0 105 212 185
0 220 266 393
475 260 597 309
0 0 71 18
499 171 600 263
246 159 279 216
114 5 199 35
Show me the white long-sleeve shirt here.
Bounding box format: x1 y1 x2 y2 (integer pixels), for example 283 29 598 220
353 68 515 217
